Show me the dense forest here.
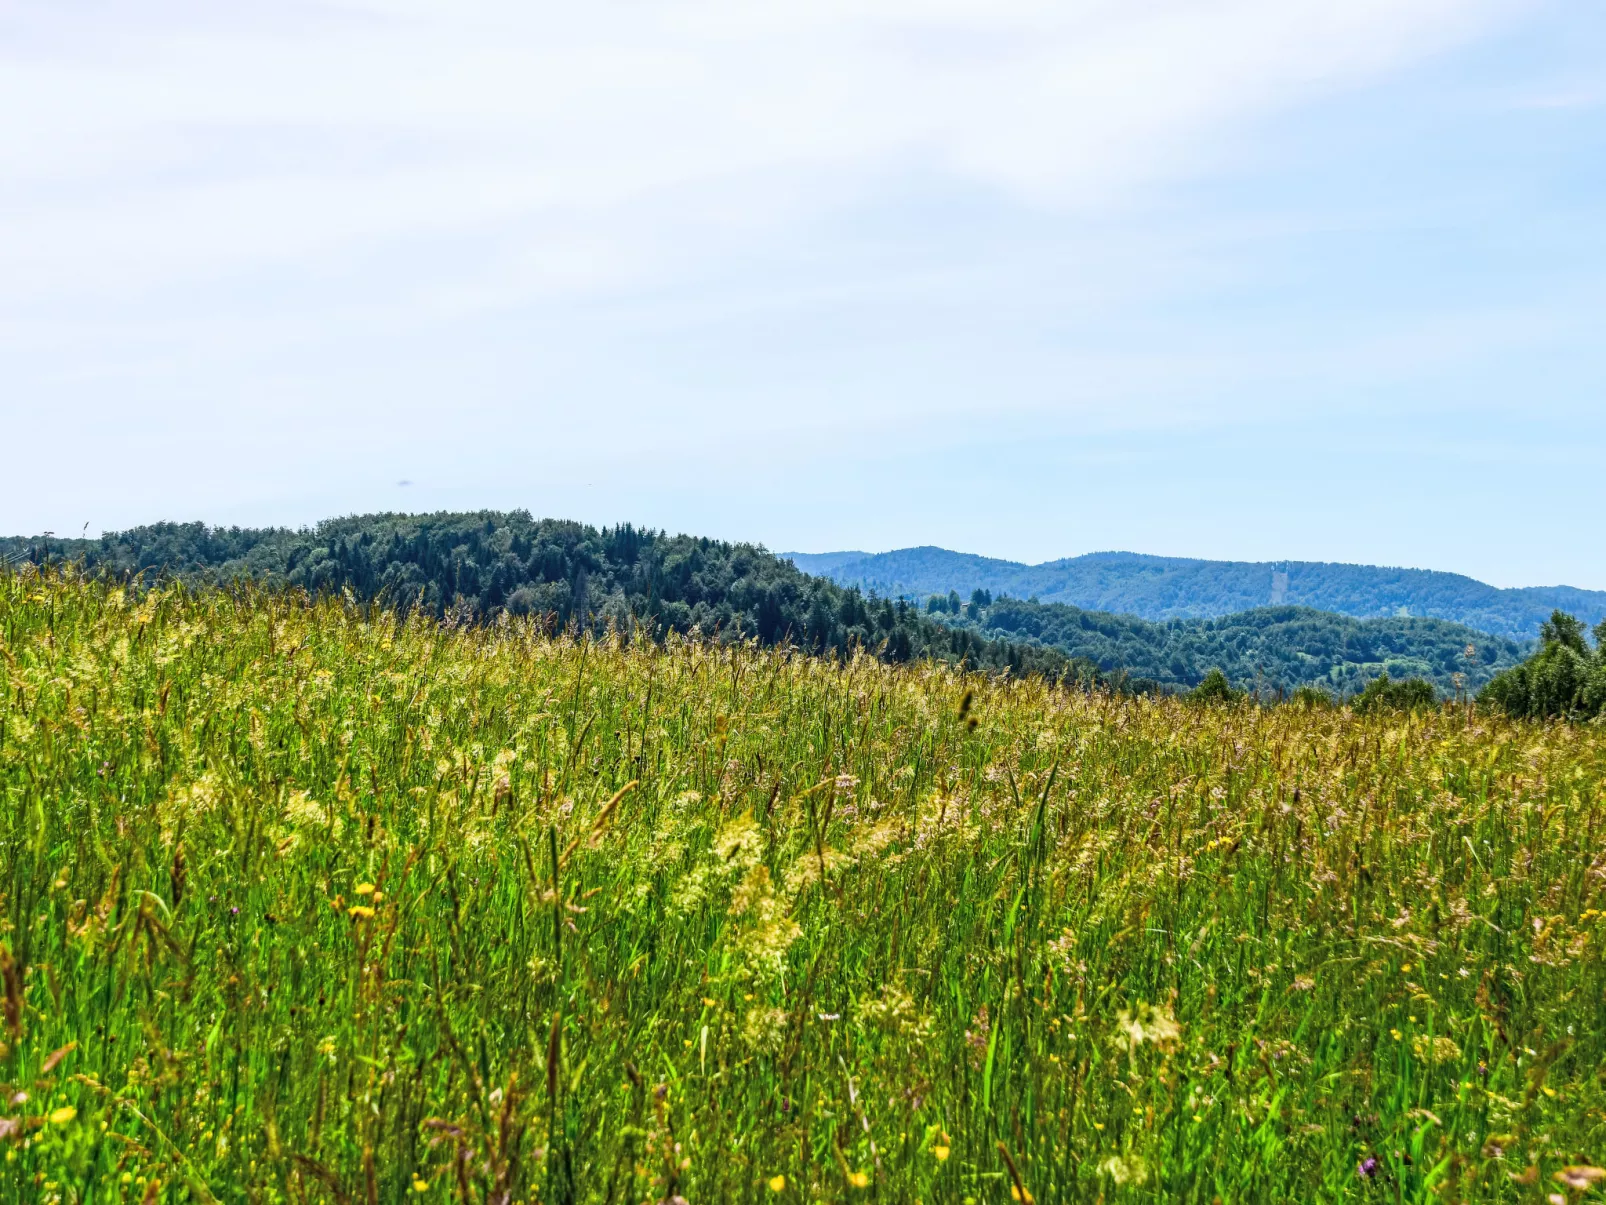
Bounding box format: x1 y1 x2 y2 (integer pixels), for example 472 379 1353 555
924 590 1524 696
1479 610 1606 721
0 513 1084 680
790 546 1606 640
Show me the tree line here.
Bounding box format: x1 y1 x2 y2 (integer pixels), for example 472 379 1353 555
16 512 1592 713
0 513 1091 682
923 592 1524 697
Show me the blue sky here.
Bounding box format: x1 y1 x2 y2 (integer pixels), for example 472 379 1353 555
2 1 1602 587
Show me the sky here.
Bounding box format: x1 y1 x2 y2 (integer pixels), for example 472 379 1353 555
2 1 1603 588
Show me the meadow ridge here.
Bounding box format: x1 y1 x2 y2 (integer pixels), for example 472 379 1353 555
2 568 1604 1203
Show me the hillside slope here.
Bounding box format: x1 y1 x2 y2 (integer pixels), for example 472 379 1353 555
945 596 1524 696
787 546 1606 640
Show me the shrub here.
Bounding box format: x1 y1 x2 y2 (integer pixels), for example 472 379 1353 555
1351 672 1437 714
1189 667 1244 704
1289 684 1336 709
1480 610 1606 721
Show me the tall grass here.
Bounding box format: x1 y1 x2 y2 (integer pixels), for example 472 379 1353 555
2 568 1603 1203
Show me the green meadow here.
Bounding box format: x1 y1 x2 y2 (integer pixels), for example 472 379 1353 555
2 569 1603 1202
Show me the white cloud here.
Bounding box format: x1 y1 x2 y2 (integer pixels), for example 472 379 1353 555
0 0 1523 312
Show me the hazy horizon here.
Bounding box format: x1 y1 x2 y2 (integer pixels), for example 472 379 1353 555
779 544 1602 591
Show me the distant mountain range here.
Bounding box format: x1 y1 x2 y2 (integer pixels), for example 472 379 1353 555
783 548 1606 642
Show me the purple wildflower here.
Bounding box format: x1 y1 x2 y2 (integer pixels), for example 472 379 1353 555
1357 1157 1379 1180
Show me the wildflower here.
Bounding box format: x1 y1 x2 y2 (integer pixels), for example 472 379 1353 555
847 1170 870 1188
1115 1001 1182 1055
934 1145 951 1161
355 882 375 896
1098 1155 1147 1186
1411 1035 1461 1065
349 904 375 919
413 1178 429 1193
768 1174 786 1192
1555 1167 1606 1191
49 1105 76 1125
1357 1156 1379 1179
1010 1186 1034 1202
740 1006 788 1054
964 1005 990 1069
1291 976 1315 991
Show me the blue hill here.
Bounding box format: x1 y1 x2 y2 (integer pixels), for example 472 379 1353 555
784 547 1606 642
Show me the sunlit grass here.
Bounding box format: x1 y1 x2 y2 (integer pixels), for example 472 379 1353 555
2 568 1604 1202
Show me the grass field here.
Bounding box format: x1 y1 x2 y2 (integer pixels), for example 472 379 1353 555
2 569 1604 1203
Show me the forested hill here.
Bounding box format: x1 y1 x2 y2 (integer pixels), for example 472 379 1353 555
0 514 1076 679
2 513 1525 695
786 547 1606 641
941 595 1524 696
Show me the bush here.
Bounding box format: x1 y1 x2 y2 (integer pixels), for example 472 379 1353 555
1480 610 1606 721
1351 672 1437 714
1289 684 1336 709
1190 667 1244 704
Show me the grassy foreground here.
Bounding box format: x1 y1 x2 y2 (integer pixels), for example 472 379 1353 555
2 571 1604 1204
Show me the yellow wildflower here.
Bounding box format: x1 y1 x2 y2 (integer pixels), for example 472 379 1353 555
847 1170 870 1188
933 1144 951 1161
355 882 375 896
49 1105 77 1125
768 1174 786 1191
349 905 375 919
